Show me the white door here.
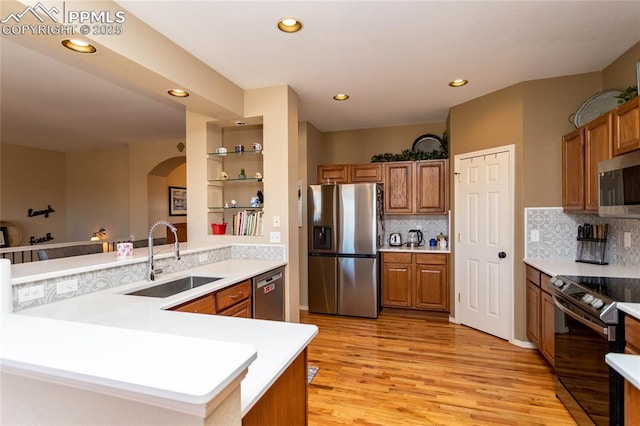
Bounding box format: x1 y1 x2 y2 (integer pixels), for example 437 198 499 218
455 146 514 341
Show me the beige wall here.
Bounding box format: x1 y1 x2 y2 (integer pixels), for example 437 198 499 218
299 121 323 308
320 122 446 166
602 41 640 90
66 147 130 242
0 143 67 246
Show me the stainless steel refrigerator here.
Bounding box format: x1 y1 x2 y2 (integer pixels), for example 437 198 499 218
307 183 384 318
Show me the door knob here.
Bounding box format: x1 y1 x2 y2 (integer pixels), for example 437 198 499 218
498 252 507 259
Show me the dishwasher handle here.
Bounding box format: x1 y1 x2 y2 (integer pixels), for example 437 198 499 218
257 272 283 289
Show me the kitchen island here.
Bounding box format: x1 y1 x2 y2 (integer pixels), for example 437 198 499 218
0 244 318 425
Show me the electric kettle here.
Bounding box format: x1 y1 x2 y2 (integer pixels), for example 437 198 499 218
406 229 423 247
388 233 403 246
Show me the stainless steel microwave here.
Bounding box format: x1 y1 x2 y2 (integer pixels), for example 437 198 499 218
598 150 640 218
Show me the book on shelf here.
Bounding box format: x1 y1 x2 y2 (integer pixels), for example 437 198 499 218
232 210 264 236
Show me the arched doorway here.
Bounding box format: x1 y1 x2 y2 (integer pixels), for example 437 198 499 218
148 157 187 242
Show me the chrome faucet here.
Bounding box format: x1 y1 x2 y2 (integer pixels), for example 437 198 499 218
148 220 181 281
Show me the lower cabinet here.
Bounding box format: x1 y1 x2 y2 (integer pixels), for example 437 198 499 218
525 264 554 366
625 315 640 425
382 252 449 314
170 279 252 318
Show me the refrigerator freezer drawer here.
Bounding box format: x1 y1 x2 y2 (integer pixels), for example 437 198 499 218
308 255 338 314
338 256 378 318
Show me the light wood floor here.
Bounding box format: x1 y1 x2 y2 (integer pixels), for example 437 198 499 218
301 311 577 426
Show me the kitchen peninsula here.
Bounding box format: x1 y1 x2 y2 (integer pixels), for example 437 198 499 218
0 243 318 425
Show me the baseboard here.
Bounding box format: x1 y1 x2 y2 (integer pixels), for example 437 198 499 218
511 338 536 349
299 305 309 311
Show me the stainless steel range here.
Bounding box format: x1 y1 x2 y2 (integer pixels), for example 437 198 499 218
551 274 640 426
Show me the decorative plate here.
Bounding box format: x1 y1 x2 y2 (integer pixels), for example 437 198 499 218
412 134 442 153
572 90 623 128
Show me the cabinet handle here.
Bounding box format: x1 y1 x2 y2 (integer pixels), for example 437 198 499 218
230 292 244 300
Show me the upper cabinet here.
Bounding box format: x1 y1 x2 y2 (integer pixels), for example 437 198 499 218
317 163 382 184
384 159 448 215
562 113 613 213
613 96 640 156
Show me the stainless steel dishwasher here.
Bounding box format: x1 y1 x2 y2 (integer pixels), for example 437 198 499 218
253 267 284 321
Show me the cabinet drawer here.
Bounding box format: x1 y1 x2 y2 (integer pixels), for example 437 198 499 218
383 252 412 264
541 273 554 294
526 265 541 286
216 280 251 311
350 163 382 182
172 294 215 315
218 299 252 318
415 253 448 265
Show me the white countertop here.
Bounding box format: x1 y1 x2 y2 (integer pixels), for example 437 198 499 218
619 303 640 320
3 257 318 417
522 258 639 279
379 244 450 254
606 353 640 390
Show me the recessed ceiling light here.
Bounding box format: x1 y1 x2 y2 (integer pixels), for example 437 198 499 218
61 39 96 53
277 17 303 33
449 79 469 87
168 89 189 98
333 93 349 101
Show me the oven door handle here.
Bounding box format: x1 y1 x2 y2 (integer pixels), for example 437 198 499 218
553 296 608 338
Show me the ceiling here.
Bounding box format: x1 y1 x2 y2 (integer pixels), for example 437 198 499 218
2 1 640 152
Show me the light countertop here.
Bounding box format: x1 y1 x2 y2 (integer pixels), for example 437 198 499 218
606 353 640 390
522 258 639 279
379 244 450 254
3 257 318 417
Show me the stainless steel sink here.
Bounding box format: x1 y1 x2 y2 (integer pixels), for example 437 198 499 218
125 276 222 298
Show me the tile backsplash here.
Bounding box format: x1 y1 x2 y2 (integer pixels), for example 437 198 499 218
525 207 640 268
384 214 450 245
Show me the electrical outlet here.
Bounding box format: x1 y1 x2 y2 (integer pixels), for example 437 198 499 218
270 231 281 243
530 230 539 242
273 216 280 228
199 253 208 263
18 285 44 302
56 279 78 295
624 232 631 248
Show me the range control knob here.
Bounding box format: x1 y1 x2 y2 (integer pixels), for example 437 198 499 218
591 298 604 309
583 294 594 303
553 278 564 287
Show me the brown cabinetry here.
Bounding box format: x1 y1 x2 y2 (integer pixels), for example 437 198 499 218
382 252 449 314
614 97 640 156
170 279 252 318
562 113 612 213
625 315 640 425
317 163 382 184
525 264 554 366
384 160 448 214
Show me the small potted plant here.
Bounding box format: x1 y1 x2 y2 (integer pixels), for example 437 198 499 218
238 168 246 180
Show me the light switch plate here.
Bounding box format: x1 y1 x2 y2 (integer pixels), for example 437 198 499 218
56 279 78 295
270 231 281 243
530 230 539 242
273 216 281 228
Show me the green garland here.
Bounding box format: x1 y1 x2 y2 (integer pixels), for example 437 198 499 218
371 131 449 163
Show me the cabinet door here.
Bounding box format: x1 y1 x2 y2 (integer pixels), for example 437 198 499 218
416 160 448 214
384 162 413 213
625 380 640 426
562 128 585 211
626 315 640 355
350 163 382 182
526 281 541 347
614 97 640 156
317 165 349 184
584 114 612 211
217 299 252 318
415 263 449 311
382 261 412 308
540 291 555 366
